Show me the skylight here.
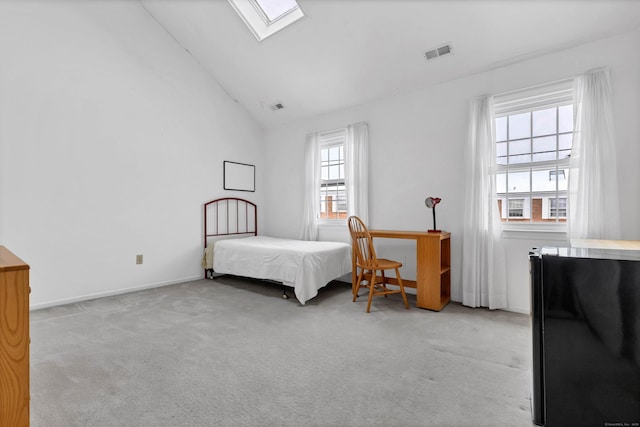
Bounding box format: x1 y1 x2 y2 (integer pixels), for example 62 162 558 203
228 0 304 42
254 0 298 23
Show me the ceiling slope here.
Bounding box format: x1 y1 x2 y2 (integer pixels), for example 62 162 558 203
140 0 640 128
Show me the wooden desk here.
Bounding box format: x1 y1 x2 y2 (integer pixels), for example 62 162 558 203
351 230 451 311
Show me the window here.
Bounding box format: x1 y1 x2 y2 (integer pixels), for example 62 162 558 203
319 131 347 220
549 170 565 181
508 199 524 218
494 80 574 225
253 0 299 23
302 123 368 240
228 0 304 41
549 197 567 218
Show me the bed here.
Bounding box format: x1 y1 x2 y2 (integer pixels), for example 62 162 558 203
202 197 352 305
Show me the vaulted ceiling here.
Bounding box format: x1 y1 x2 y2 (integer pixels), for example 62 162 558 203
140 0 640 129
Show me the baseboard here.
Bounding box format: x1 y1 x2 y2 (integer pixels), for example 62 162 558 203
502 306 530 315
29 275 202 311
340 274 529 314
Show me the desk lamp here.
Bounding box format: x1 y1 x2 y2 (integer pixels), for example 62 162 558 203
425 197 441 233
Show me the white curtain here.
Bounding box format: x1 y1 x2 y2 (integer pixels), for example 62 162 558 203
300 132 320 240
568 68 621 240
345 122 369 224
461 96 507 309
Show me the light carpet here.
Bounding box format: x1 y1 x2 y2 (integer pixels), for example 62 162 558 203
30 276 533 426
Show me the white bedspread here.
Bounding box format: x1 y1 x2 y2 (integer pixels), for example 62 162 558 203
213 236 352 305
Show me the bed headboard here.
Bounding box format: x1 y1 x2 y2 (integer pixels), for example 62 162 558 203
204 198 257 248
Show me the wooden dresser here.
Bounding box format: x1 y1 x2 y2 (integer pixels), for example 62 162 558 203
0 246 30 427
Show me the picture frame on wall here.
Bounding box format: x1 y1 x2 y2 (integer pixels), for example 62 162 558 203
223 161 255 192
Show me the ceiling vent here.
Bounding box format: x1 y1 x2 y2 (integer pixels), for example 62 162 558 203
424 43 453 61
270 102 285 111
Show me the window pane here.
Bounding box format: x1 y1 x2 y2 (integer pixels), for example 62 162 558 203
496 141 507 157
321 148 328 161
532 107 557 137
329 146 340 161
329 165 340 180
532 152 556 162
559 149 571 160
321 166 328 180
497 156 508 165
320 181 347 218
559 134 573 150
496 117 507 142
532 169 557 192
507 171 530 192
337 185 346 211
509 154 531 164
509 139 530 155
496 173 506 193
508 112 531 140
558 104 574 133
532 136 556 154
557 169 568 191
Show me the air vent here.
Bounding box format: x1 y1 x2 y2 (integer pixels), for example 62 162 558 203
270 102 285 111
424 43 453 61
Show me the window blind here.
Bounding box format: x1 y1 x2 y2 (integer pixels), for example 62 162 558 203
494 79 573 116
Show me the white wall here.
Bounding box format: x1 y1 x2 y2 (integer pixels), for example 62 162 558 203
263 29 640 313
1 3 636 313
0 1 264 308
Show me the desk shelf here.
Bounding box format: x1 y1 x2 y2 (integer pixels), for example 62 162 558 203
417 232 451 311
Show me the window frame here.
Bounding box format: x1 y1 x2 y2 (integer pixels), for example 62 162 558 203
251 0 299 24
493 79 574 233
317 129 348 225
227 0 304 41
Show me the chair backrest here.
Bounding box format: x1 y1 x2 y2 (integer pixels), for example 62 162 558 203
347 216 378 269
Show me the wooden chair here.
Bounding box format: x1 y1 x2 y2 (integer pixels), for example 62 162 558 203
347 216 410 313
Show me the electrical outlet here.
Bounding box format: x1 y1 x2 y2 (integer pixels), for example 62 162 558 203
136 254 143 265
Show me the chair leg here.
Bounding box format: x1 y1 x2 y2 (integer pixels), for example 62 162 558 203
381 270 388 297
396 268 410 309
366 270 377 313
353 269 368 302
353 269 363 302
352 278 360 302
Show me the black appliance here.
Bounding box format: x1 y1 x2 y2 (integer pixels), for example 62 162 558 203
529 246 640 427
